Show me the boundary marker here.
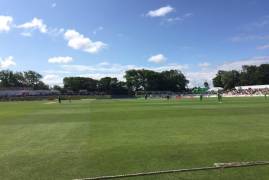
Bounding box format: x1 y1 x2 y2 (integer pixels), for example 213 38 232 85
74 161 269 180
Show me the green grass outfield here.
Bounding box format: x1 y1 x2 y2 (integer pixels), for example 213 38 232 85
1 97 269 180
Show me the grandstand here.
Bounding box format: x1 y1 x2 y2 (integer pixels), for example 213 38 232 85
224 85 269 96
235 85 269 90
0 89 60 97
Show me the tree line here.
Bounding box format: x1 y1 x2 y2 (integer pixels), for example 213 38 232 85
213 64 269 90
2 64 269 93
62 76 129 95
63 69 188 94
0 69 189 94
0 70 48 90
125 69 188 92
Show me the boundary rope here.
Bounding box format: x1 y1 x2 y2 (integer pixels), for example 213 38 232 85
73 161 269 180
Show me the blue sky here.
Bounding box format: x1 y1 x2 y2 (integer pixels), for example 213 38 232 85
0 0 269 87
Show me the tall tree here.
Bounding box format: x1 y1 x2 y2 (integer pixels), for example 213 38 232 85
97 77 128 95
213 71 224 88
23 71 43 89
212 64 269 90
124 69 145 92
258 64 269 84
221 70 240 90
125 69 188 92
0 70 48 89
160 70 189 91
0 70 25 88
63 77 97 92
0 70 14 87
204 81 209 89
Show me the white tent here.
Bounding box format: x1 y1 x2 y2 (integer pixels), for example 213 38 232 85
207 87 223 92
235 85 269 90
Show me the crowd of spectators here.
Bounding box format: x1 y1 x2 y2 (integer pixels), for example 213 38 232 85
224 88 269 96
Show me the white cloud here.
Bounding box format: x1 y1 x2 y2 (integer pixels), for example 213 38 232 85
61 62 188 82
20 32 32 37
43 56 269 87
241 16 269 31
93 26 104 35
230 16 269 44
61 62 188 75
42 74 63 86
0 16 13 32
0 56 16 69
148 54 167 64
43 70 71 74
61 64 130 73
257 44 269 50
230 34 269 42
186 71 215 87
51 3 57 8
183 13 193 18
147 5 174 17
64 29 107 54
165 13 193 23
230 34 269 43
97 61 110 66
166 17 182 23
48 28 65 36
79 73 126 81
48 61 188 86
48 56 73 64
198 62 210 68
17 17 48 33
152 64 188 71
189 56 269 87
218 56 269 71
16 18 63 37
187 56 269 87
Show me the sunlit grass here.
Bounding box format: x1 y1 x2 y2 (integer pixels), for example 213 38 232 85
0 97 269 180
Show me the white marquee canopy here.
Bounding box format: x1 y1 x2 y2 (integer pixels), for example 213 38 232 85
235 85 269 90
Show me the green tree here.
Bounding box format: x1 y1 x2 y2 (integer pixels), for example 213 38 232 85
0 70 48 89
124 69 145 92
258 64 269 84
97 77 128 95
23 71 43 89
125 69 188 93
0 70 25 88
63 77 97 92
160 70 189 91
204 81 209 89
221 70 240 90
213 70 240 90
213 71 224 88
